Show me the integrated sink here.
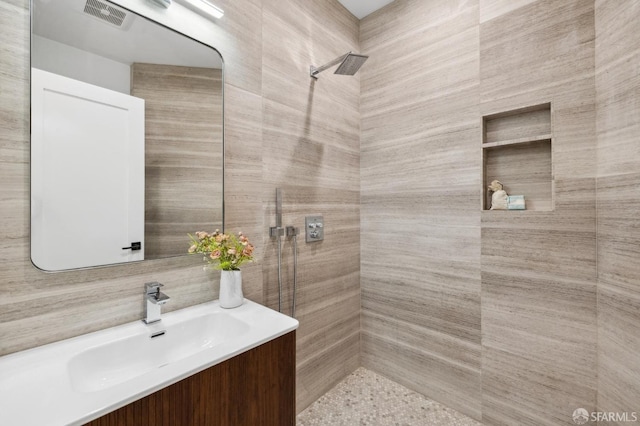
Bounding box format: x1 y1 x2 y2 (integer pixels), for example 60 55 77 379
0 299 298 426
68 312 250 393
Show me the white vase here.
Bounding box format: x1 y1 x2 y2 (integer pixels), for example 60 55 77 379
219 270 243 308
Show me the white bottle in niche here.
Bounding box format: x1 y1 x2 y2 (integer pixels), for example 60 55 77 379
219 270 243 308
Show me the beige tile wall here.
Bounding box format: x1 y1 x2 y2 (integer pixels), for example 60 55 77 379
0 0 360 413
0 0 260 355
595 0 640 423
361 0 598 424
260 0 361 412
480 1 597 425
360 0 482 419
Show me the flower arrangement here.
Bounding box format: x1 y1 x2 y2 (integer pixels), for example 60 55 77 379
188 230 254 271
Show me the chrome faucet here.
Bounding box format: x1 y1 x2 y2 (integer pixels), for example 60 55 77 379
143 282 170 324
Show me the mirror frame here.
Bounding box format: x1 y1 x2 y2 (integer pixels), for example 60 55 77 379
29 0 225 272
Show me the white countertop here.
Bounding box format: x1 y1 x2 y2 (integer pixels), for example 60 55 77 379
0 299 298 426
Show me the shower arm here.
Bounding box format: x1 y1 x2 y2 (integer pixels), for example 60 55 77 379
310 53 349 79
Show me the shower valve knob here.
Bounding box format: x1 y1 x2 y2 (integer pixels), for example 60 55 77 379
305 215 324 243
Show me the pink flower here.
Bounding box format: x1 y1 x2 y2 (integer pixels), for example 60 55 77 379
188 230 255 270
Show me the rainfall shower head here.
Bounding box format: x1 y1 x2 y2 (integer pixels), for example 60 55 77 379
334 53 368 75
310 52 368 79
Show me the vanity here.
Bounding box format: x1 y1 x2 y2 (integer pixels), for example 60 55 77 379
0 300 298 425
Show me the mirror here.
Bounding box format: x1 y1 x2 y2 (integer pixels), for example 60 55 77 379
30 0 224 272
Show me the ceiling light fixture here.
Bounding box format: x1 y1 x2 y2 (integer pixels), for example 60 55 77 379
148 0 172 9
181 0 224 19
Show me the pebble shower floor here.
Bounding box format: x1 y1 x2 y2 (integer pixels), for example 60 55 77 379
296 368 482 426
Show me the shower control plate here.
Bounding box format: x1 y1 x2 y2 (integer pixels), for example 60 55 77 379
305 215 324 243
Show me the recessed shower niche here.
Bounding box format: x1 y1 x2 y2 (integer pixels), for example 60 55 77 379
482 103 553 211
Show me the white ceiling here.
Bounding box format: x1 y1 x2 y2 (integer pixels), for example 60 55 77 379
337 0 395 19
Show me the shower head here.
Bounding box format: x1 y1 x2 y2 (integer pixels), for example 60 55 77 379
334 53 368 75
310 52 368 79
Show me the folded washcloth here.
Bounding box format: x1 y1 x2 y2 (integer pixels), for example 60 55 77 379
507 195 525 210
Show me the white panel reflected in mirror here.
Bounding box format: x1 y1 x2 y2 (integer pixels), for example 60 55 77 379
31 69 145 270
30 0 224 272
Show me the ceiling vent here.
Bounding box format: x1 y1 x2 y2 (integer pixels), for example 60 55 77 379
83 0 127 27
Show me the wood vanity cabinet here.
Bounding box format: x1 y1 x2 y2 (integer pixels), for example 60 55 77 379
85 331 296 426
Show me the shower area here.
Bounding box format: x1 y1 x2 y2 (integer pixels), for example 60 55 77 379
260 0 639 425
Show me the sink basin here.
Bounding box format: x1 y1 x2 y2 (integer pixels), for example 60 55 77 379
68 312 250 392
0 299 298 426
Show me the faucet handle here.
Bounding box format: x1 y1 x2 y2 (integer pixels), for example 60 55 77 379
145 281 163 295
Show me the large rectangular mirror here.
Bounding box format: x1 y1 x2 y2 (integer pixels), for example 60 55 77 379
30 0 224 272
